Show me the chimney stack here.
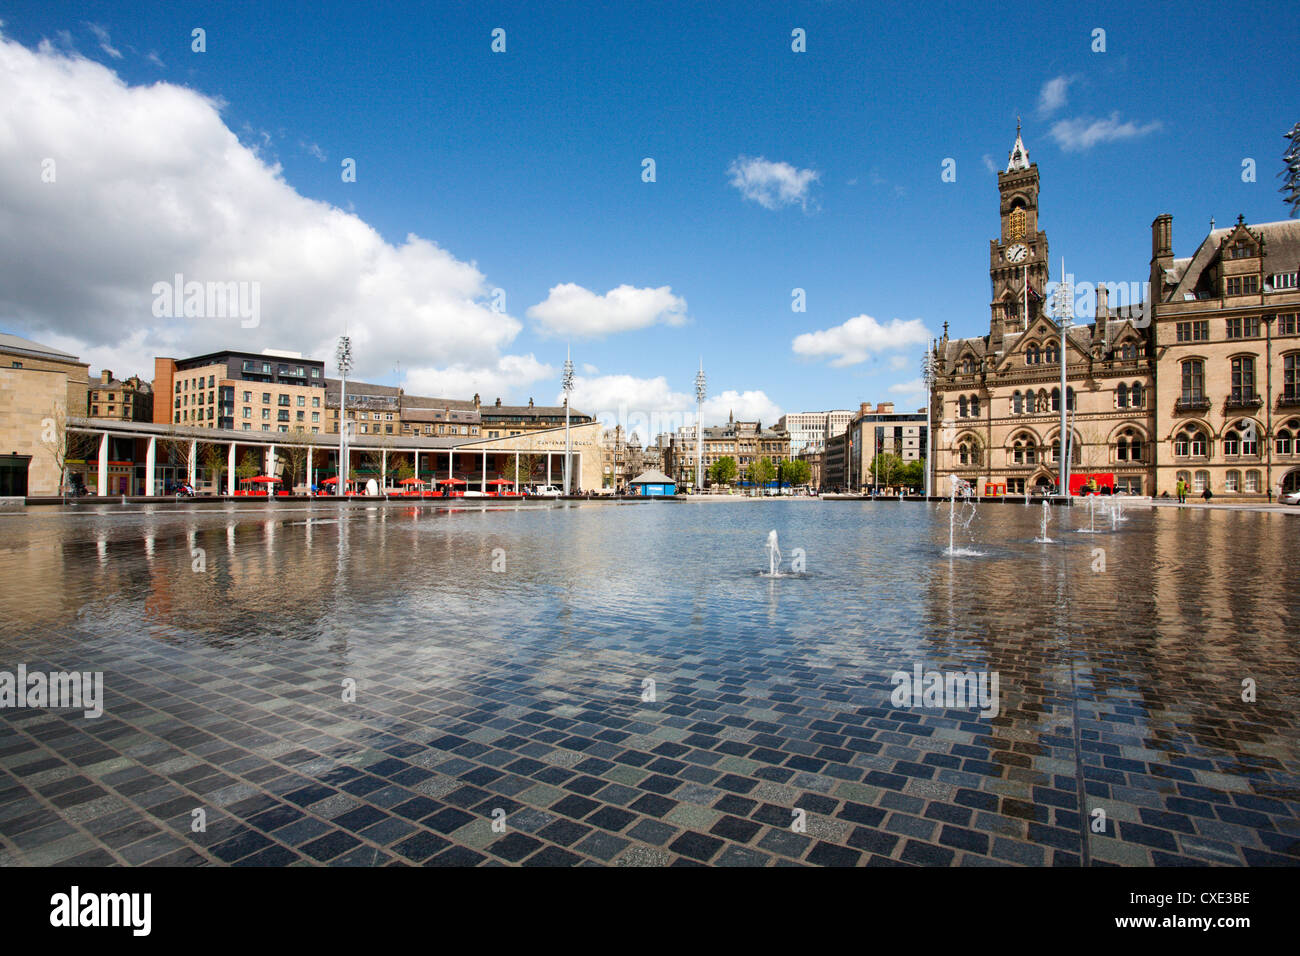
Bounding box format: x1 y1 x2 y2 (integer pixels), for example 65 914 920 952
100 369 112 385
859 402 873 417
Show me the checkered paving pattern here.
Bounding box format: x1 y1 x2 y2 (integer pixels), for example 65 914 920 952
1 501 1297 866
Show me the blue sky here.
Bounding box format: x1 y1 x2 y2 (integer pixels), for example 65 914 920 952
1 1 1295 438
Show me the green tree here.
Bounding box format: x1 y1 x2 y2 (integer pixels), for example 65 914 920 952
748 457 776 492
900 459 924 489
707 456 737 486
779 458 811 489
236 451 260 482
869 452 904 488
503 453 541 485
200 442 227 493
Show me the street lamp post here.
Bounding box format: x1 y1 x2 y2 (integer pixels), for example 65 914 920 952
921 341 937 499
336 335 352 495
562 346 574 495
1053 260 1073 498
695 359 706 494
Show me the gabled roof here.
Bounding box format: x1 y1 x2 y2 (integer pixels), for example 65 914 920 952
1166 219 1300 302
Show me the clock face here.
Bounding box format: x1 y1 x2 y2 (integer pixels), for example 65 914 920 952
1007 243 1028 263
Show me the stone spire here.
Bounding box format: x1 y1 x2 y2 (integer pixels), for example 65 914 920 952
1006 120 1031 172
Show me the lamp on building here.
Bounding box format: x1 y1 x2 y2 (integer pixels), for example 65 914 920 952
562 345 575 495
336 335 352 493
695 359 706 493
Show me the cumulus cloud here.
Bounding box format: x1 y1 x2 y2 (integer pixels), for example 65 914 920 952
727 155 820 211
1036 75 1074 117
527 283 687 338
982 154 997 174
0 33 535 393
888 377 925 398
791 314 931 367
563 374 782 444
1048 113 1162 152
405 354 553 402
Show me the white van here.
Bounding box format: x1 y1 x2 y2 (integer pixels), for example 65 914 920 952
530 485 562 497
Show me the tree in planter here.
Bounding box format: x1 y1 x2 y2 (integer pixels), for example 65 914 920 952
503 453 541 487
39 403 99 496
707 455 737 488
388 453 415 486
274 428 314 492
200 442 228 494
869 452 905 490
159 431 197 491
236 450 260 485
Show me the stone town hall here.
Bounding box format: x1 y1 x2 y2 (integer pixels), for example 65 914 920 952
931 129 1300 499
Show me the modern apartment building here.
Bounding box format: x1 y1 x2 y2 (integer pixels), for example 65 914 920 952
154 349 328 433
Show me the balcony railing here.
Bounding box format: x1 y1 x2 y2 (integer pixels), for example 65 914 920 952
1277 394 1300 409
1224 395 1263 410
1174 397 1211 413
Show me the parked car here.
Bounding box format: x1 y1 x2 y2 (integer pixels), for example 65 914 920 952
1281 489 1300 506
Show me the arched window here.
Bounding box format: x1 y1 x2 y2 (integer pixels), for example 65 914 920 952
1174 427 1207 457
1012 391 1024 414
1120 342 1138 361
957 438 980 466
1026 344 1040 365
1285 353 1300 403
1130 382 1144 407
1010 432 1037 465
1245 470 1261 493
969 395 981 417
1025 391 1037 413
1116 383 1129 408
960 356 975 374
1225 470 1241 493
1194 470 1210 493
1051 387 1061 412
1066 387 1075 411
958 396 968 418
1045 343 1059 364
1276 419 1299 455
1116 429 1142 462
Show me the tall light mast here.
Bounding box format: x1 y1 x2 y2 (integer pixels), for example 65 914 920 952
336 335 352 495
694 359 706 493
1053 260 1073 497
921 341 937 499
562 345 575 495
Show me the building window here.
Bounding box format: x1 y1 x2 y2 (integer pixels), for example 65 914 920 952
1180 360 1206 403
958 396 968 417
1176 320 1209 342
1245 470 1260 493
1275 420 1299 455
1225 470 1240 492
312 397 320 408
1230 357 1257 404
1116 429 1142 462
262 392 271 403
1119 343 1137 360
1278 313 1298 335
1226 315 1260 338
1193 470 1210 493
1025 345 1040 365
278 394 290 406
1226 277 1243 296
243 423 251 431
297 396 305 406
1130 382 1144 408
1044 343 1059 364
1116 383 1128 408
1272 272 1298 291
1174 427 1207 457
242 407 251 419
262 408 270 420
1284 354 1300 402
1012 391 1023 414
969 395 980 417
312 412 320 422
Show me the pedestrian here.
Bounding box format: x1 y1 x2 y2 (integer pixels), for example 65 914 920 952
1202 486 1213 502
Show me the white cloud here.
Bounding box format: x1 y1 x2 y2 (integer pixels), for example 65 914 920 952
982 154 997 174
0 34 537 396
727 155 820 211
405 354 553 402
145 51 165 69
1048 113 1162 152
889 377 925 396
889 355 910 371
792 314 931 367
527 283 687 338
562 374 782 444
1036 75 1073 117
302 141 326 162
86 23 121 60
581 362 599 375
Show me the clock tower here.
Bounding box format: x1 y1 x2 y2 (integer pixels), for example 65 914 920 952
988 123 1049 352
